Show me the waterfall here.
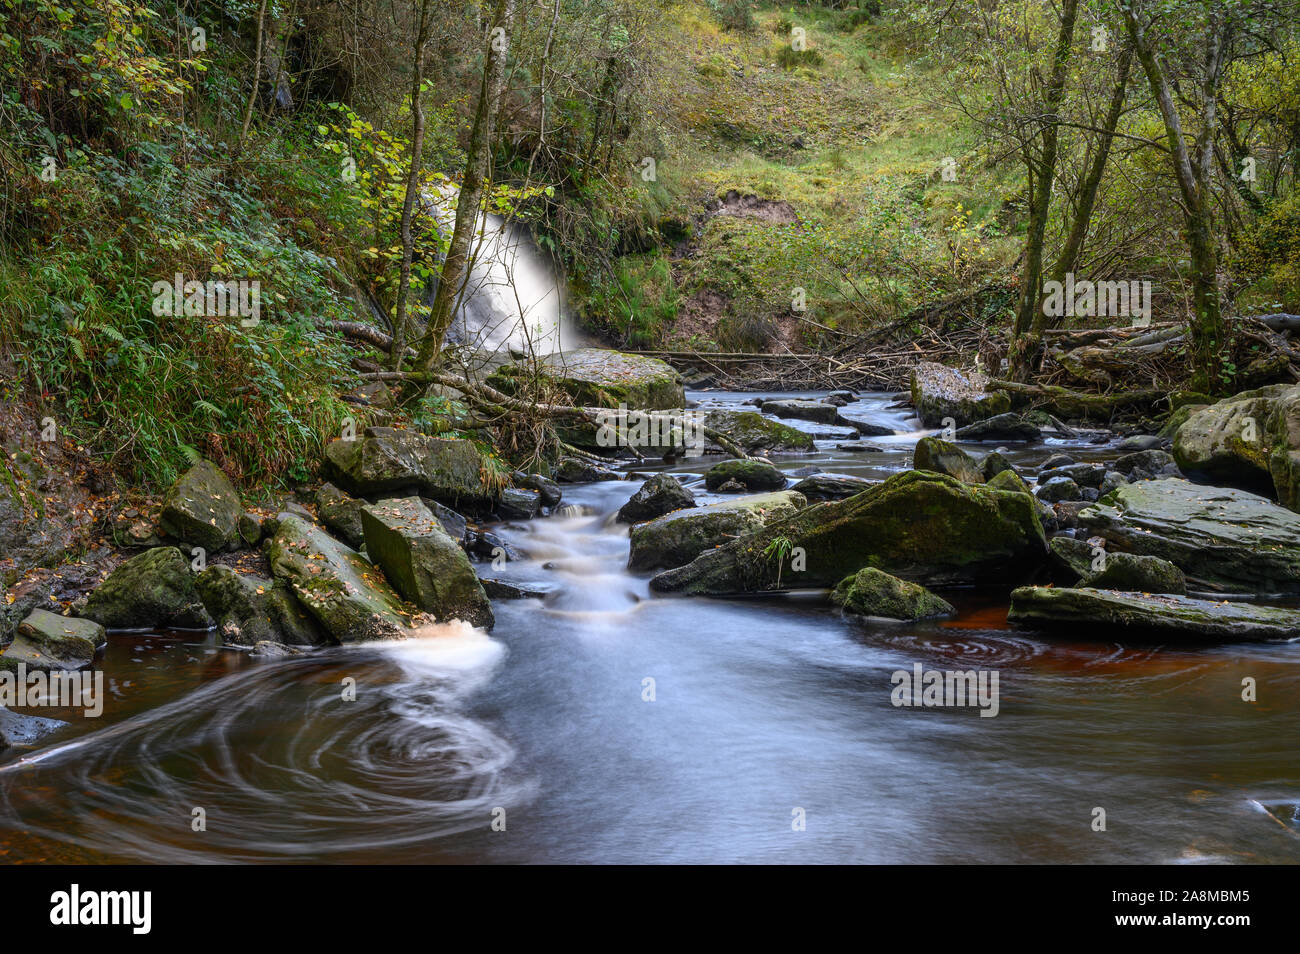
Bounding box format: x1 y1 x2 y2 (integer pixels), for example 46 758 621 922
425 184 576 355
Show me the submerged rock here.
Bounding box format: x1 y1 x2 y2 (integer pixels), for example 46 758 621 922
361 497 494 630
1009 586 1300 641
82 547 212 630
910 362 1011 427
1078 478 1300 593
323 427 499 514
629 491 806 572
0 609 100 672
488 348 684 410
914 437 983 484
479 579 552 600
196 565 327 647
651 470 1046 594
267 514 414 642
617 474 696 524
704 459 786 492
831 568 954 620
158 459 242 552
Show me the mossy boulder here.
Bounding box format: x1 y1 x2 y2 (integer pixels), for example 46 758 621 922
910 361 1011 427
1078 478 1300 594
831 568 955 620
981 452 1015 481
323 427 499 515
488 348 684 410
986 468 1031 495
702 410 816 454
651 470 1046 595
267 513 414 642
361 497 494 630
82 546 212 630
1009 586 1300 641
158 459 242 552
629 491 807 572
914 436 983 484
1173 383 1300 509
617 474 696 524
195 564 328 647
1080 551 1186 594
0 609 100 672
704 459 787 492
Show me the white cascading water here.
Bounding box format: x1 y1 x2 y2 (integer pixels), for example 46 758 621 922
425 184 576 354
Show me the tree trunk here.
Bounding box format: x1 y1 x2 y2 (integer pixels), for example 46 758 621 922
1050 38 1133 282
1122 3 1227 393
389 0 434 371
413 0 516 375
1007 0 1079 381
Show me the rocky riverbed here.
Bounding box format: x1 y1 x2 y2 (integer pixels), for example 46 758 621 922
2 356 1300 862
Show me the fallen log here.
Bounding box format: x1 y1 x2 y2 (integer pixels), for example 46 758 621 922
353 369 753 460
987 379 1164 421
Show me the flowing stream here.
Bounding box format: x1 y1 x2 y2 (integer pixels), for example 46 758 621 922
2 392 1300 863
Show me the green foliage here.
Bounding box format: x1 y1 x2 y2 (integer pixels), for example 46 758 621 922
1234 193 1300 311
709 0 756 33
580 253 680 348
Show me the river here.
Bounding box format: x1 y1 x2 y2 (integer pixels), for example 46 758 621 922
2 392 1298 863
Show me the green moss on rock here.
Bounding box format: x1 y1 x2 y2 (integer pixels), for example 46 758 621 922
651 470 1047 595
831 568 954 620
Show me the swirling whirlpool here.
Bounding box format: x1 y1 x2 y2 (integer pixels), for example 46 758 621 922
0 624 530 863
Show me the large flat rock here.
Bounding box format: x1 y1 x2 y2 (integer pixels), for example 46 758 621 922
1009 586 1300 641
1077 478 1300 594
488 348 684 410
